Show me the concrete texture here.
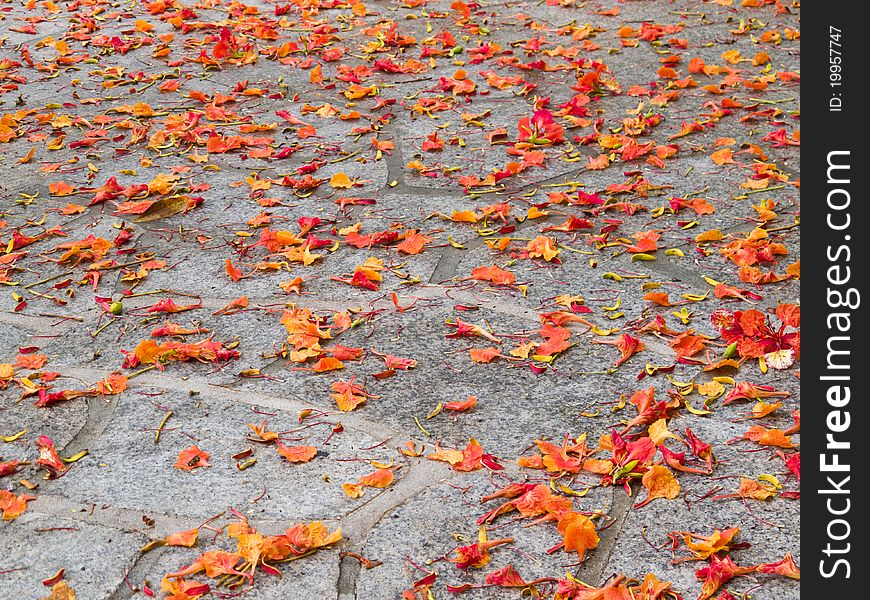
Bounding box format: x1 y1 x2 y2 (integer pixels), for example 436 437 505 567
0 0 800 598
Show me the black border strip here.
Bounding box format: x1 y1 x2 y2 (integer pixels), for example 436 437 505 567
803 3 865 595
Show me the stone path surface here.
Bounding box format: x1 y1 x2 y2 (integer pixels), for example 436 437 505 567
0 0 800 599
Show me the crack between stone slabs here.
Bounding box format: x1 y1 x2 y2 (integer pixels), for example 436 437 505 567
335 460 455 600
363 120 455 198
107 546 169 600
25 494 200 600
115 283 542 325
27 493 196 541
119 293 353 314
599 252 709 286
0 192 105 230
339 460 452 539
27 488 300 538
496 162 593 196
117 210 730 328
578 484 636 585
114 180 796 327
24 493 298 600
54 278 684 408
16 393 123 533
337 462 541 600
337 554 361 600
3 328 121 502
380 154 592 201
114 286 682 362
427 209 570 285
594 201 800 286
380 122 410 192
64 280 681 383
608 253 797 309
0 310 79 334
60 392 120 458
26 461 451 600
60 366 404 441
420 168 725 287
427 244 467 286
27 456 457 598
373 123 590 199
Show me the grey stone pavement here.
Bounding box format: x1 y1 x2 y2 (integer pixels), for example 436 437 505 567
0 0 799 598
